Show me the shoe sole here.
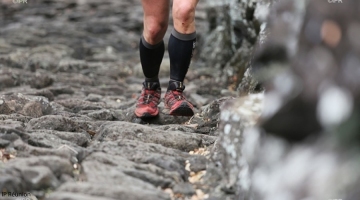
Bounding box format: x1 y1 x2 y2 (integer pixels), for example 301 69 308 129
169 102 194 116
134 109 159 118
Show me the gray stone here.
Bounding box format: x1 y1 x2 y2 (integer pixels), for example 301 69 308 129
26 115 85 132
183 97 234 135
188 155 207 173
204 93 263 199
0 138 10 148
57 59 88 72
201 97 234 121
21 101 44 118
48 86 75 96
26 44 73 71
122 169 174 188
0 114 33 124
202 0 260 89
237 67 261 96
155 124 196 133
85 151 182 185
57 182 171 200
173 182 196 196
87 109 114 120
55 99 106 113
0 133 21 143
46 192 117 200
90 140 189 180
0 93 53 117
0 173 24 192
80 153 177 188
0 120 29 141
30 89 55 101
81 159 158 189
28 130 90 148
84 93 103 102
0 73 18 90
54 72 94 87
94 121 216 152
20 166 60 190
7 156 74 178
14 143 76 162
1 161 64 192
0 99 13 115
29 73 54 89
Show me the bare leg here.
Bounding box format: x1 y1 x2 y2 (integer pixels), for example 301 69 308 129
134 0 170 118
142 0 170 44
172 0 199 34
162 0 199 117
167 0 199 83
139 0 170 82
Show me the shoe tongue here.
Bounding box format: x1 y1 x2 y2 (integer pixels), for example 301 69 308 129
143 81 160 90
168 81 185 91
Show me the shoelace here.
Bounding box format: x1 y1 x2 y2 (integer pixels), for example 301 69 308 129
170 90 196 106
173 91 185 100
141 90 159 105
167 90 186 104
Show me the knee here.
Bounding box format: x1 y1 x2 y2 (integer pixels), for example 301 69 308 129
173 3 195 26
143 17 168 44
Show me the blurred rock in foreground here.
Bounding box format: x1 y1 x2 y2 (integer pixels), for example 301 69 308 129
210 0 360 199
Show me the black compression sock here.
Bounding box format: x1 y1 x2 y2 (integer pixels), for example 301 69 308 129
168 29 196 83
139 35 165 82
168 79 185 91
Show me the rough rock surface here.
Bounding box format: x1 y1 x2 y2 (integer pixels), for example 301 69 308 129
201 0 262 92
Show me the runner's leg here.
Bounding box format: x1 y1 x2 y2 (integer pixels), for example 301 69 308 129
168 0 198 85
140 0 170 82
134 0 170 118
163 0 199 116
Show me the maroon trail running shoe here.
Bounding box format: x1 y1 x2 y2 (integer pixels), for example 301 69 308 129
164 81 194 116
134 81 161 118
